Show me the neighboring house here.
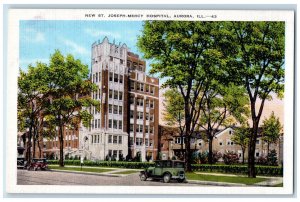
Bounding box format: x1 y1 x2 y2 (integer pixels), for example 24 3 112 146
79 37 159 161
159 126 283 164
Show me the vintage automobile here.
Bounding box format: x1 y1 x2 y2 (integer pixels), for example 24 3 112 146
139 160 186 183
27 158 48 171
17 157 26 169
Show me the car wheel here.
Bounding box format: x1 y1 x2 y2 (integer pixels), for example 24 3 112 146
34 167 38 171
140 173 147 181
163 173 171 183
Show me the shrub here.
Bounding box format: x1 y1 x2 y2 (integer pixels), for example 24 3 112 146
267 150 278 166
222 151 239 165
212 151 222 164
198 151 209 164
191 164 283 176
257 156 268 165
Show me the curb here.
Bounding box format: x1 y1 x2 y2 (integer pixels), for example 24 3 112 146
187 180 247 187
49 169 124 177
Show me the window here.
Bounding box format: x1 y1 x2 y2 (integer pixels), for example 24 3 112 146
119 120 122 130
119 75 123 84
95 92 98 99
108 135 112 143
98 119 100 129
93 74 95 83
137 98 143 106
119 92 123 100
145 125 149 133
120 59 123 64
95 119 97 129
95 72 98 82
114 73 118 82
110 56 113 61
136 138 143 146
130 110 134 119
130 124 134 132
146 85 149 92
109 89 113 99
150 114 154 121
138 112 143 119
130 137 134 145
219 142 223 146
150 100 154 108
109 72 113 81
113 105 118 114
130 82 135 90
113 150 117 157
119 106 122 115
108 119 112 128
150 86 154 94
256 140 260 145
146 113 149 120
114 91 118 100
113 135 118 144
109 104 112 113
150 127 153 134
137 82 141 91
256 152 260 157
130 95 134 104
136 125 143 133
118 136 122 144
141 84 144 91
145 138 149 146
175 137 181 144
91 135 94 144
146 100 149 108
108 150 112 157
113 120 118 129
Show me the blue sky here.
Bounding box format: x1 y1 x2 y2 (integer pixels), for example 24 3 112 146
20 20 146 72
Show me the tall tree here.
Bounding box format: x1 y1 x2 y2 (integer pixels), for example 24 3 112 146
231 125 250 164
138 21 232 171
228 22 285 177
261 111 282 154
18 63 49 163
198 83 249 164
44 50 100 167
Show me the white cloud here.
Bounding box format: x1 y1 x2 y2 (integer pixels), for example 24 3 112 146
62 39 89 56
84 28 121 39
23 28 45 43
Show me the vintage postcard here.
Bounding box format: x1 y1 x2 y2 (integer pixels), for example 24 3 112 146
5 9 294 195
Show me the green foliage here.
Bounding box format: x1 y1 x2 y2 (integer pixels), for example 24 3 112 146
261 112 282 148
198 151 209 164
47 160 154 169
191 164 283 176
267 149 278 166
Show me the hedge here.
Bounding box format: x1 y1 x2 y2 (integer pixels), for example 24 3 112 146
47 160 282 176
47 160 154 169
191 164 283 176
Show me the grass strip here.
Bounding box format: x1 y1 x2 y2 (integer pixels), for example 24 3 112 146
111 170 139 175
49 165 114 173
186 172 267 185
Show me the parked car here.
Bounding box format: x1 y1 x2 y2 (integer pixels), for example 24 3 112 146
27 158 48 171
17 157 26 169
139 160 186 183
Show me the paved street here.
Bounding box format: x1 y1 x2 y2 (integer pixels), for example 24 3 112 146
17 170 206 186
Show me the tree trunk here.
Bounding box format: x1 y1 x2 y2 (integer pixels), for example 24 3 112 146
242 148 245 164
267 142 270 155
180 134 184 159
248 121 259 178
208 137 213 164
59 121 64 167
185 135 191 171
26 124 33 164
33 126 36 158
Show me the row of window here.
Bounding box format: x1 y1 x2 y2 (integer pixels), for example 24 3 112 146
108 149 123 158
130 82 155 94
130 111 154 121
108 119 123 130
129 97 155 108
109 72 123 84
91 119 101 129
130 124 154 134
129 137 152 146
109 90 123 100
108 135 123 144
109 104 122 115
92 89 101 100
92 72 101 83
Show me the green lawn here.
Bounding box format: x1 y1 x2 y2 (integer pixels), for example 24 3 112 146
111 170 139 175
186 172 267 185
48 165 114 173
